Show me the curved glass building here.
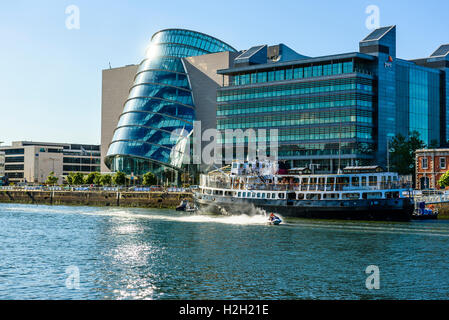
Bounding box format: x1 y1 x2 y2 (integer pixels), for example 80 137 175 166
105 29 236 182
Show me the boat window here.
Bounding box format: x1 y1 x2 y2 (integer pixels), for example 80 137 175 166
272 193 276 199
262 193 266 198
369 176 377 186
238 192 241 197
242 192 246 197
363 192 382 199
362 176 367 186
323 193 339 200
252 193 256 198
310 178 317 189
352 177 359 187
385 191 400 199
297 193 304 200
337 177 350 189
306 193 321 200
342 193 360 200
257 193 261 198
279 193 285 199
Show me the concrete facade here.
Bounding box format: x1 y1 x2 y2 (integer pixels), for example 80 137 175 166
101 65 138 172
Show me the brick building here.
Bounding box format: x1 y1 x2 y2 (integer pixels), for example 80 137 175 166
416 149 449 189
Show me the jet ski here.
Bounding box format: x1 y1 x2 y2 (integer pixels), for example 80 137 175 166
176 200 197 213
176 200 189 211
268 213 282 225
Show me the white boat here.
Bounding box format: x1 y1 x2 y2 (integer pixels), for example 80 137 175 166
193 160 414 221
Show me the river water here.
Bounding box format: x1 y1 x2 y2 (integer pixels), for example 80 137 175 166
1 203 448 300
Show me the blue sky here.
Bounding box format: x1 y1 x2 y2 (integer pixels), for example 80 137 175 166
1 0 448 146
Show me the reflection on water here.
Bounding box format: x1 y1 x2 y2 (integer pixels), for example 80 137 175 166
1 203 449 299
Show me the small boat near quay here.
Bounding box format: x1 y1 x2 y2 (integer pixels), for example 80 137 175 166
412 202 439 220
194 160 414 221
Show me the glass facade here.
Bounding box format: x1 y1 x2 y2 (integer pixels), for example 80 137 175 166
396 61 441 145
217 59 376 172
105 29 236 181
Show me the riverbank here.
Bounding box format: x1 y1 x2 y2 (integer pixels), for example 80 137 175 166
0 190 192 208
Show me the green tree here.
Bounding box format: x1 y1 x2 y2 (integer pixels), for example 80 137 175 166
72 172 85 185
100 174 112 186
389 131 426 183
66 172 74 185
112 171 126 186
438 170 449 189
84 172 98 185
142 172 157 186
45 171 59 185
93 172 102 185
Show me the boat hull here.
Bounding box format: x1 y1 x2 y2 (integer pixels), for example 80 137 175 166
194 194 413 221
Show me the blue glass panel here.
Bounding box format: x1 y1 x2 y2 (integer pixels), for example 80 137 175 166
134 70 189 89
107 141 174 164
138 57 185 73
112 126 189 147
117 112 194 131
128 84 193 106
122 98 194 118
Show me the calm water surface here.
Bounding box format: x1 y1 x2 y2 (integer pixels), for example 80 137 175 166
1 203 449 300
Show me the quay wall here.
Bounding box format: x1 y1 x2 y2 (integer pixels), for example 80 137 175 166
0 190 193 208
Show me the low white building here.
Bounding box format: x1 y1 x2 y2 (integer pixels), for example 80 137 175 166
0 141 101 184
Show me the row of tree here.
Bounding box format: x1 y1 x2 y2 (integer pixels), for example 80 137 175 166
45 171 158 186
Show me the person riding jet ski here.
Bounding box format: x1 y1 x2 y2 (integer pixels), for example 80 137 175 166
268 213 282 225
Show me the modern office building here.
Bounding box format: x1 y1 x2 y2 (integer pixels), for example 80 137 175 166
217 26 449 172
104 29 237 183
101 25 449 182
0 141 101 184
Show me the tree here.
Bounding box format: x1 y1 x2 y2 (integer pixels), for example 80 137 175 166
66 172 74 185
72 172 85 185
389 131 426 184
93 172 102 185
46 171 59 185
142 172 157 186
99 174 112 186
112 171 126 186
438 170 449 189
84 172 98 185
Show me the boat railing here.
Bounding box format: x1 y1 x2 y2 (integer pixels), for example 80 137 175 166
201 181 407 192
